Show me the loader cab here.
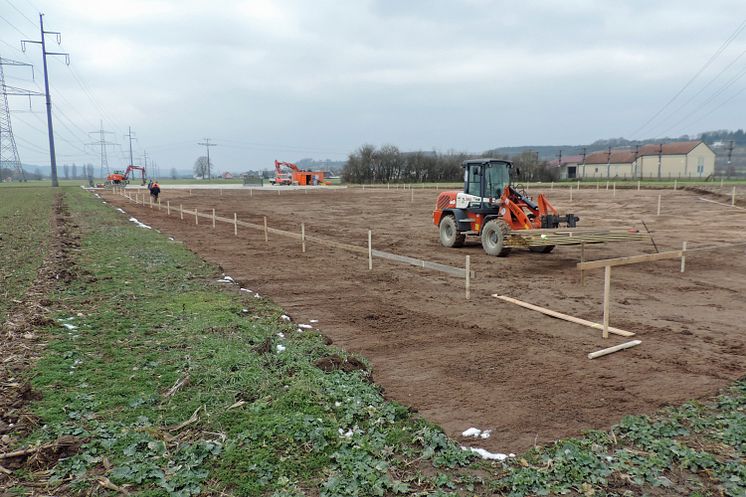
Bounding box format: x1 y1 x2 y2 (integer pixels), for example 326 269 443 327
463 159 512 202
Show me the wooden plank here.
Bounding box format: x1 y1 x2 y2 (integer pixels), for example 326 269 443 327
577 249 683 271
603 266 611 339
588 340 642 359
493 294 635 337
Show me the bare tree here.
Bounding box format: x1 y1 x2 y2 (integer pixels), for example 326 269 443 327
193 156 209 179
170 167 178 179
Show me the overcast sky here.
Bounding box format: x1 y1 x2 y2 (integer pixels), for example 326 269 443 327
1 0 745 174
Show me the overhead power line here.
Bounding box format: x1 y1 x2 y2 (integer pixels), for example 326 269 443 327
629 18 746 139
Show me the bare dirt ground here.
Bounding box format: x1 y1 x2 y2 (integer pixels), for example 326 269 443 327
101 185 746 454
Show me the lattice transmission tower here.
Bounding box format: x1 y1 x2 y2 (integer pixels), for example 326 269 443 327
0 56 35 180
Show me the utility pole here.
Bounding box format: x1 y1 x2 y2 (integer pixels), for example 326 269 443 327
125 126 136 167
727 140 735 178
581 147 586 178
657 143 663 180
87 120 116 179
0 56 41 182
198 138 217 180
21 14 69 187
633 144 640 178
606 146 612 179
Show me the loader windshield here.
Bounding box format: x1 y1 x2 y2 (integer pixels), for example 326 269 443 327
484 162 510 196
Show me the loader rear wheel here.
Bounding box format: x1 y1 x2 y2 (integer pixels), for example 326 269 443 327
529 245 555 254
481 219 511 257
439 215 465 248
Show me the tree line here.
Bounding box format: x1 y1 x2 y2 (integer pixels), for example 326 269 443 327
342 144 558 184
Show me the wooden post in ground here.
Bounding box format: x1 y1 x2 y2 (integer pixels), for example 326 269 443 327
301 223 306 253
570 187 573 202
606 180 609 190
680 241 687 273
577 180 580 190
596 182 599 190
158 198 161 210
580 242 585 286
720 177 724 188
674 179 677 191
167 201 170 216
657 194 662 216
149 195 153 208
613 182 616 197
250 188 253 197
465 255 471 300
263 216 268 242
195 209 198 225
277 189 280 196
732 186 736 207
603 265 611 339
212 208 216 228
220 188 223 196
411 187 414 203
637 180 641 191
233 213 237 236
551 181 554 189
189 188 192 196
368 230 372 270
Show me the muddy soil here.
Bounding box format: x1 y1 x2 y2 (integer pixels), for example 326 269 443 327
103 186 746 454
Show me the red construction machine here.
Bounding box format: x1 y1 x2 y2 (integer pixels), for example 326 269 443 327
433 158 579 256
105 165 147 187
270 160 329 186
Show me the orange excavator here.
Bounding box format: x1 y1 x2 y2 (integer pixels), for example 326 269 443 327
106 165 147 187
270 160 329 186
433 159 578 256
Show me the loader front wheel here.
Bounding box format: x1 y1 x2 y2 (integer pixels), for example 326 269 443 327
481 219 511 257
439 215 465 248
529 245 555 254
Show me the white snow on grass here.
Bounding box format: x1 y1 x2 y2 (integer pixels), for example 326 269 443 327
116 208 126 214
462 446 512 461
298 324 312 329
61 323 77 330
254 293 261 298
240 288 252 293
462 428 482 438
309 319 319 323
128 217 152 229
276 344 286 353
280 314 291 321
277 332 285 338
480 430 492 439
218 276 236 284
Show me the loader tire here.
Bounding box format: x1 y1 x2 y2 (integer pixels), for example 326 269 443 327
439 215 465 248
529 245 555 254
481 219 511 257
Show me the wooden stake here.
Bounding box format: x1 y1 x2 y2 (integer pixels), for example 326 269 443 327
301 223 306 253
596 182 600 190
570 187 573 202
158 198 161 210
411 187 414 202
149 195 153 208
588 340 641 360
167 201 170 216
657 194 662 216
580 242 585 286
250 188 253 197
212 208 216 228
278 189 280 196
680 241 687 273
220 188 223 196
674 179 677 191
732 186 736 207
234 213 238 236
603 265 611 339
720 177 724 188
577 180 580 190
189 188 192 196
368 230 372 270
465 255 470 300
195 209 198 225
637 180 640 191
613 182 616 196
551 181 554 189
263 216 268 242
493 295 634 337
180 204 184 220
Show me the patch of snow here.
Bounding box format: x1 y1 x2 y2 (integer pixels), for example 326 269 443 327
309 319 319 323
240 288 252 293
338 428 354 438
61 323 77 330
276 344 286 353
168 237 175 241
462 428 482 438
296 328 304 333
298 324 312 329
116 208 126 213
254 293 261 298
280 314 291 321
480 430 492 439
277 332 285 339
242 308 249 313
102 201 107 204
217 276 235 284
462 446 510 461
128 217 152 229
334 401 341 407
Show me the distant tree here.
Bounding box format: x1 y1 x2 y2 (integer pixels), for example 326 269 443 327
170 167 178 179
35 167 42 180
63 164 69 179
71 163 78 179
193 156 209 179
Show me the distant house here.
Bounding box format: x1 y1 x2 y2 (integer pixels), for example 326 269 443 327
221 172 234 179
578 141 715 179
548 155 583 179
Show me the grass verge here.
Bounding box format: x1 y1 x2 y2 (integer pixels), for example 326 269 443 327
0 187 54 322
3 187 744 497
